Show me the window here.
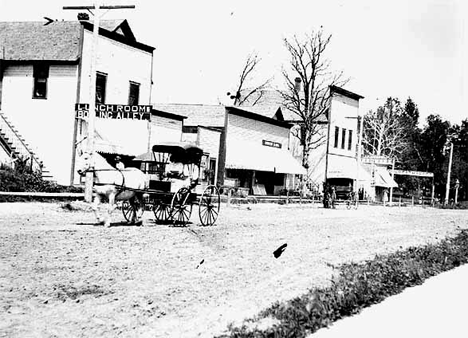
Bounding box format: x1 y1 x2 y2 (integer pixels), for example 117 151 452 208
96 72 107 104
334 127 339 148
341 128 346 149
128 81 140 105
33 64 49 99
348 130 353 150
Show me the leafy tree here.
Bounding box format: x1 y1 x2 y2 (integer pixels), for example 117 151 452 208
419 114 451 197
449 120 468 200
394 98 422 194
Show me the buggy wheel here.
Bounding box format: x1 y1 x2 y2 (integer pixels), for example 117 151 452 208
199 185 220 226
171 187 193 226
122 197 144 223
153 202 172 223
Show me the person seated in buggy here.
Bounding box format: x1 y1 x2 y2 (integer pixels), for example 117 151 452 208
165 155 200 189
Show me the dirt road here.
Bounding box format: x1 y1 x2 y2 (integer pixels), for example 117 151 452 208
0 202 467 337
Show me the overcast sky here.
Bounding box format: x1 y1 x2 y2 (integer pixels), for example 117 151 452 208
1 0 466 125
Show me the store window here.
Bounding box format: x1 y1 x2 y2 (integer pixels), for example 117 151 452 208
128 81 140 105
96 72 107 104
33 64 49 99
348 130 353 150
334 126 339 148
341 128 346 149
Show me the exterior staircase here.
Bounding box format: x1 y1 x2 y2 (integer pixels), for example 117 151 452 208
0 111 54 181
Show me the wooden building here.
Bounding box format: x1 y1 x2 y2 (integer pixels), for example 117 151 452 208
153 103 305 195
0 20 154 184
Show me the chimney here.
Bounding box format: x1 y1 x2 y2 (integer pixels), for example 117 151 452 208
294 77 302 92
77 12 90 21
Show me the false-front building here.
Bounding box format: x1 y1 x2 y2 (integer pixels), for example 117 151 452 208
0 19 154 185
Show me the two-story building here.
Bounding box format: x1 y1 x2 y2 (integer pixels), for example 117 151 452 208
0 19 155 185
233 86 370 197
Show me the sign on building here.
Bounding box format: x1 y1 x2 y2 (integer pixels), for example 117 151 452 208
390 169 434 178
361 156 393 166
75 103 152 121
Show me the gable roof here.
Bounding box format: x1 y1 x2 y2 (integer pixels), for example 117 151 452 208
153 103 226 128
0 21 82 61
0 19 153 62
227 106 292 129
99 20 136 41
237 89 329 124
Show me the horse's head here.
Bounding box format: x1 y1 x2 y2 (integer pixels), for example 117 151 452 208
76 151 94 176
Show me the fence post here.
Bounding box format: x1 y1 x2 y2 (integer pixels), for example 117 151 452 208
412 196 414 207
227 188 231 207
399 197 401 207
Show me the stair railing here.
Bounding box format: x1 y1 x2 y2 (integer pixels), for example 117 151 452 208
0 111 42 172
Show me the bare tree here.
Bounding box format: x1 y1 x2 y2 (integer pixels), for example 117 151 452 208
362 98 410 159
228 52 271 106
280 29 348 169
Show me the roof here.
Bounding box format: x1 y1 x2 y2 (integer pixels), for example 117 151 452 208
330 85 364 100
0 21 82 61
153 103 293 129
151 109 187 121
236 88 328 124
0 19 154 62
152 104 226 128
227 106 292 129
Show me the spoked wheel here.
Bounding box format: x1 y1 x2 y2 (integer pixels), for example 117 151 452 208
171 187 193 226
199 185 220 226
122 197 144 224
153 202 172 223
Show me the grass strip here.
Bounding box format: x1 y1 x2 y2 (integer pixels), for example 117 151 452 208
219 227 468 337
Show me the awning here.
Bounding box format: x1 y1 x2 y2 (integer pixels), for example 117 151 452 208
94 131 134 156
93 119 148 156
225 143 305 175
374 166 398 188
327 155 358 179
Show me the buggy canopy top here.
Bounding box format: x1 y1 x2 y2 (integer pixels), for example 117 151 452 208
150 142 204 165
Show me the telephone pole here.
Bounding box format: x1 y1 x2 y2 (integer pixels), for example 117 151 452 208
64 3 135 202
444 142 454 205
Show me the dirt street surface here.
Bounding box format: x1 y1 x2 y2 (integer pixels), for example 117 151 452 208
0 202 467 338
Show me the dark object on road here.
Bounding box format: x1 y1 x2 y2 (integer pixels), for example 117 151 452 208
196 259 205 269
273 243 287 258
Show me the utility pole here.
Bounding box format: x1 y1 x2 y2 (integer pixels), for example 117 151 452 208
64 3 135 202
355 114 364 208
444 142 454 205
389 157 395 205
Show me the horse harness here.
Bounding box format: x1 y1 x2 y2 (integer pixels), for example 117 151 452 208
91 168 127 198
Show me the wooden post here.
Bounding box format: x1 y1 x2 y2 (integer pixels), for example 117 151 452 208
63 3 135 202
445 142 454 205
227 188 231 207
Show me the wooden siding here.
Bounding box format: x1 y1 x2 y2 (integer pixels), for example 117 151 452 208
1 63 79 184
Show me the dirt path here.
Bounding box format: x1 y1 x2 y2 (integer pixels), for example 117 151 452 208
0 202 467 337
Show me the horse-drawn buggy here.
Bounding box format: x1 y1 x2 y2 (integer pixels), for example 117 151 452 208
76 142 220 227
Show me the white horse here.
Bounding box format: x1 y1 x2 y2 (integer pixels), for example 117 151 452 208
76 152 148 227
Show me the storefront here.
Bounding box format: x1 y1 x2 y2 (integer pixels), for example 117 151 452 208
218 107 305 195
152 104 306 196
